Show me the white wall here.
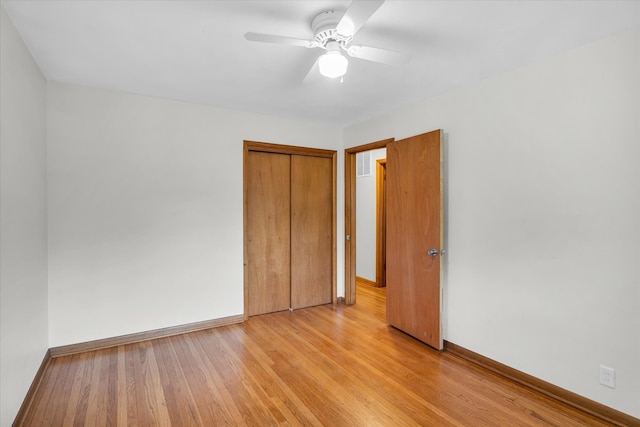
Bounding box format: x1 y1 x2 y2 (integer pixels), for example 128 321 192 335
47 82 342 347
355 148 386 282
0 6 49 426
344 29 640 418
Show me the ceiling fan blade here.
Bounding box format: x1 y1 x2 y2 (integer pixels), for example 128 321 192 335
244 32 314 48
347 45 411 65
336 0 385 37
303 58 323 84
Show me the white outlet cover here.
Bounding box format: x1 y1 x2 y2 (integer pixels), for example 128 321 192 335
599 365 615 388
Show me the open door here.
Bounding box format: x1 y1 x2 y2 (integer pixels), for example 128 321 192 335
386 129 443 350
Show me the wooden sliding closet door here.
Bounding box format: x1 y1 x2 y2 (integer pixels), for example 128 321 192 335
290 155 333 309
246 151 291 316
245 142 336 318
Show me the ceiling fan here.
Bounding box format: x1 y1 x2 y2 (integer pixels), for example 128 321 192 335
244 0 411 81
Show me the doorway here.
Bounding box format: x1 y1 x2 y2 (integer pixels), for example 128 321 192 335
344 138 393 305
344 130 444 350
354 149 386 289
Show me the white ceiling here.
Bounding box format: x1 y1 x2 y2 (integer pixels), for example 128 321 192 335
3 0 639 126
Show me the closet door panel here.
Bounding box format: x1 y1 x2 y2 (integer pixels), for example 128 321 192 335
290 155 332 309
247 151 291 316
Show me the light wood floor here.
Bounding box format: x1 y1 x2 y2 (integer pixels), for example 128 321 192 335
19 284 613 426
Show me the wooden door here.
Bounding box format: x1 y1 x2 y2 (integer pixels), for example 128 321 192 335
246 151 291 316
245 142 336 318
386 130 443 349
290 155 333 309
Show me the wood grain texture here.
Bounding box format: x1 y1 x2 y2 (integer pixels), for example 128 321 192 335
247 151 292 316
330 151 338 305
17 284 625 427
244 141 337 316
386 129 443 350
375 158 387 288
344 149 357 305
244 140 335 158
290 154 332 310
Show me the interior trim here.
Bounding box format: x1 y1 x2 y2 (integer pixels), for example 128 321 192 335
356 275 377 288
444 341 640 427
375 158 386 288
50 314 244 358
12 349 52 427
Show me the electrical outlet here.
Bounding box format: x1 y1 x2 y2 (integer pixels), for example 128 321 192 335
599 365 615 388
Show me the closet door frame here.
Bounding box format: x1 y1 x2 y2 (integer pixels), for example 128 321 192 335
243 140 337 320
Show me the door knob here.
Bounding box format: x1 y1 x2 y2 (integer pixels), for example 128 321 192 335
428 248 438 257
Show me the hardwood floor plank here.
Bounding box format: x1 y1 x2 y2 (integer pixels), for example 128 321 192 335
166 335 217 425
152 337 202 426
116 346 128 426
47 353 81 427
304 292 605 426
58 352 86 426
247 313 451 427
181 333 247 425
104 347 119 427
190 332 249 425
283 311 463 426
22 354 64 426
137 340 172 426
83 349 104 427
40 356 73 426
15 283 624 426
72 351 98 427
225 326 324 426
246 316 349 424
196 328 274 425
294 308 483 426
123 343 141 426
85 349 118 426
215 327 293 425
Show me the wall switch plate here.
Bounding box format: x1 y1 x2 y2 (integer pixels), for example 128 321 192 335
599 365 615 388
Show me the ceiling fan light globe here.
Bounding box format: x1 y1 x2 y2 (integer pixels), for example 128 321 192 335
318 51 348 78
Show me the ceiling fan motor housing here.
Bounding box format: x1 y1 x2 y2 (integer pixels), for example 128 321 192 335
311 11 350 48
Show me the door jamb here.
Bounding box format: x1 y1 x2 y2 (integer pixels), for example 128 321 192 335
344 138 394 305
375 159 387 288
